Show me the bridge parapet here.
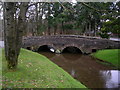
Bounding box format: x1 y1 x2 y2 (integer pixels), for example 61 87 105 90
22 35 120 54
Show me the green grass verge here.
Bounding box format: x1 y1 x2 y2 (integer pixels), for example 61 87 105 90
0 48 2 89
2 48 86 88
92 49 120 68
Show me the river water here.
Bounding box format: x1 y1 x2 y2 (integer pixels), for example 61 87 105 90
39 51 120 89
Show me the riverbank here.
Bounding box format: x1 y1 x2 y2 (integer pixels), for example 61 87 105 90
92 49 120 69
2 49 86 88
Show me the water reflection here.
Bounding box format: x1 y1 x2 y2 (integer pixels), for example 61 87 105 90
100 70 120 88
62 53 82 61
70 68 76 77
39 52 119 88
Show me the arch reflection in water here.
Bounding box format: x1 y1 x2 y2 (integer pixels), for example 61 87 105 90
100 70 120 88
62 53 82 61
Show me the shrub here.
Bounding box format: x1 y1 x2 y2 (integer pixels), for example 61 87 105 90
99 33 110 39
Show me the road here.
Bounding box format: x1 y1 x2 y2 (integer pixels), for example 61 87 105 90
109 38 120 41
0 41 4 48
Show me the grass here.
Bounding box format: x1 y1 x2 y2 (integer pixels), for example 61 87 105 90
0 48 2 89
92 49 120 68
2 48 86 88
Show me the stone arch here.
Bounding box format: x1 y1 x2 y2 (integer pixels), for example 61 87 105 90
91 48 97 53
37 44 56 52
26 46 35 51
26 47 31 50
61 45 83 53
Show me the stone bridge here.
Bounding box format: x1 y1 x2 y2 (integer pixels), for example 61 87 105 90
22 35 120 54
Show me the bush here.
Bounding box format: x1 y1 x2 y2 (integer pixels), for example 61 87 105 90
99 33 110 39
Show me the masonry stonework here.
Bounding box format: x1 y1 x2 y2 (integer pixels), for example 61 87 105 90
22 35 120 54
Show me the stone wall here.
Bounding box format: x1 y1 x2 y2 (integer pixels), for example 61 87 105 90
22 35 120 54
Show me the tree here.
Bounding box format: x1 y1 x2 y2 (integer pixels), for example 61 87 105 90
100 2 120 38
4 2 28 70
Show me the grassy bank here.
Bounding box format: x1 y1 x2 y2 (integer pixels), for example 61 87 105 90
92 49 120 68
2 49 86 88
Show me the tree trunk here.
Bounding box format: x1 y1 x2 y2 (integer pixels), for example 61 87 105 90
89 22 91 36
35 3 38 36
85 24 87 36
4 2 28 70
4 2 18 69
54 25 57 35
16 2 28 54
61 21 64 34
47 3 51 35
94 22 97 37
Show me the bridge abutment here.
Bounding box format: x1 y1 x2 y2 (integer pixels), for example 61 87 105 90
55 49 62 54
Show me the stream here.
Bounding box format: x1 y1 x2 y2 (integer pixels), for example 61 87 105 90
39 51 120 89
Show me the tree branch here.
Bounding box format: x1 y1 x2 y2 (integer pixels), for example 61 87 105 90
58 0 74 13
81 2 114 13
